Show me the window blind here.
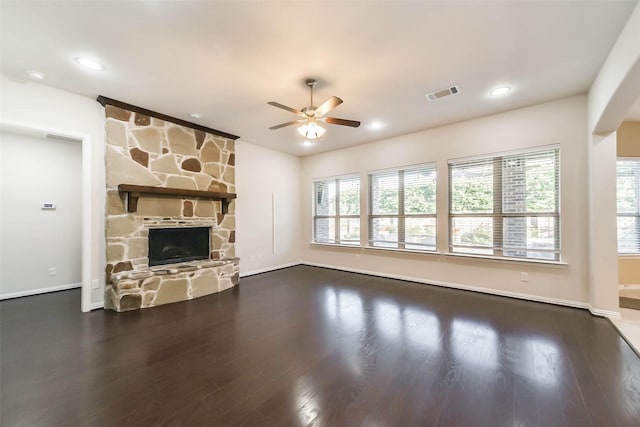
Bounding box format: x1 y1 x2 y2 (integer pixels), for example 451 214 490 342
449 147 560 261
617 159 640 254
313 175 360 245
369 164 436 251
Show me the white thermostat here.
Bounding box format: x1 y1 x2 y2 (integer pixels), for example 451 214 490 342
42 203 56 210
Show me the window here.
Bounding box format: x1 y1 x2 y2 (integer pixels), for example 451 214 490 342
617 159 640 254
449 147 560 261
369 164 437 251
313 175 360 245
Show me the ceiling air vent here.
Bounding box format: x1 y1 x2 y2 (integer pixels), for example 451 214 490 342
426 85 460 101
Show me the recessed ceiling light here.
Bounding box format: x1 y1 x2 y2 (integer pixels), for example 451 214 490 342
369 121 385 130
27 70 45 80
75 56 104 71
302 140 314 147
189 113 201 119
490 86 511 97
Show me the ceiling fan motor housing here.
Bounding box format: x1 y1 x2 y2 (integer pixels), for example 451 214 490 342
302 106 316 117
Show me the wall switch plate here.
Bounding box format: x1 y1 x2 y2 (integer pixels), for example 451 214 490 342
520 272 529 282
48 267 57 276
42 202 56 210
91 279 99 289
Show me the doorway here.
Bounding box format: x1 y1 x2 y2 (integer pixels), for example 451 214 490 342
0 121 91 311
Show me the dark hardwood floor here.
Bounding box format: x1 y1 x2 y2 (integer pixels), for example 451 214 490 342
1 265 639 426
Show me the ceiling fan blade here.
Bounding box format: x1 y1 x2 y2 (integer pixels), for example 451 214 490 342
267 101 302 115
323 117 361 128
315 96 343 117
269 119 305 130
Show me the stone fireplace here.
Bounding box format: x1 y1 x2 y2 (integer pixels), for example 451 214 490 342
100 97 240 311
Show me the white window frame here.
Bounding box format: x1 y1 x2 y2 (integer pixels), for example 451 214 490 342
312 174 361 246
448 146 561 262
368 163 437 252
616 157 640 255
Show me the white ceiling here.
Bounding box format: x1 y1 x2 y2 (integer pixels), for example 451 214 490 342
0 1 637 156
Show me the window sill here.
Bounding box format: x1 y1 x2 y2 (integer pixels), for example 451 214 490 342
308 243 568 267
309 242 362 249
364 246 441 256
443 252 568 267
618 253 640 258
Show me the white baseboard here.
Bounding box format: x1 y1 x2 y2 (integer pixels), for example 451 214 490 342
301 262 621 319
589 306 621 318
239 261 302 278
90 301 104 310
0 282 82 300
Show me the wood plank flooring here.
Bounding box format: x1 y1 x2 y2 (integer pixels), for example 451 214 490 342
1 265 639 426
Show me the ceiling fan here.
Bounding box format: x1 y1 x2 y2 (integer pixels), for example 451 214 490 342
268 79 361 140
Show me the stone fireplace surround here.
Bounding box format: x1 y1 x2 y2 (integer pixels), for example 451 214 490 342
100 97 240 312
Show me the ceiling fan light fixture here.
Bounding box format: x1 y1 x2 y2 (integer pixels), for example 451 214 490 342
297 121 326 140
268 79 358 139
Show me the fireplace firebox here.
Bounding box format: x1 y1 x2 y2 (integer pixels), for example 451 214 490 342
148 227 210 266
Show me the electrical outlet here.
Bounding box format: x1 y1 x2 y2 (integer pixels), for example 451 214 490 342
520 272 529 282
48 267 57 276
91 279 99 290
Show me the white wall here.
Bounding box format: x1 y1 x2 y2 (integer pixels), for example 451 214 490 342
586 2 640 314
0 132 82 297
301 95 590 307
235 140 302 275
0 73 105 309
587 132 619 314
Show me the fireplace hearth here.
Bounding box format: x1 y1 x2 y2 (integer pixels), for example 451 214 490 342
148 227 210 266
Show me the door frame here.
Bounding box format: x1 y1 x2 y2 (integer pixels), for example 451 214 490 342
1 119 92 312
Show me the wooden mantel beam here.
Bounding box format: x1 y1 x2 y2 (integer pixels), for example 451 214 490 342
118 184 237 214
